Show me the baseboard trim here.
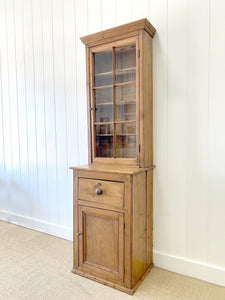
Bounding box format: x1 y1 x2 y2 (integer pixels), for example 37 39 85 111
0 210 73 241
1 210 224 287
153 251 225 287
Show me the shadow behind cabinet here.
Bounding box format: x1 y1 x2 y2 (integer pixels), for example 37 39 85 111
71 19 156 295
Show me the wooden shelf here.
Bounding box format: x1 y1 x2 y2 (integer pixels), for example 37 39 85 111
115 67 136 75
93 81 136 90
114 81 136 87
96 102 113 106
116 134 136 136
96 100 136 106
115 120 136 124
96 134 113 136
95 67 136 77
94 120 136 125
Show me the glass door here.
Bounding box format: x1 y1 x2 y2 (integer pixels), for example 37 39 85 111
94 50 114 158
91 42 137 161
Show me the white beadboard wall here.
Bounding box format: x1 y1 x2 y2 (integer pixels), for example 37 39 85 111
0 0 225 287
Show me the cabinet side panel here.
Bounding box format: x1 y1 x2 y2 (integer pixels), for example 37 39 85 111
73 170 79 269
132 171 147 286
139 31 153 167
124 176 132 289
147 169 153 265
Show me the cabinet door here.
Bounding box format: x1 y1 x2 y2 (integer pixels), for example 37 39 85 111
90 37 139 164
78 206 124 284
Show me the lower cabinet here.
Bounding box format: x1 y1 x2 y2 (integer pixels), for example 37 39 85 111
71 165 154 295
77 206 124 284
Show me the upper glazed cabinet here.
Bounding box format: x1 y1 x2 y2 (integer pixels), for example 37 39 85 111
81 19 156 168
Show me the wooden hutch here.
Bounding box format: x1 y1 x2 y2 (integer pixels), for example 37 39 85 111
70 18 156 295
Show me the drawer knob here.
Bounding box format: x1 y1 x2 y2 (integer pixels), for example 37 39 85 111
95 188 103 195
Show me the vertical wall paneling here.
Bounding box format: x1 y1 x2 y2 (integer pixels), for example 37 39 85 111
116 0 132 25
7 0 22 216
0 0 225 285
88 0 102 33
5 1 20 216
52 0 68 225
207 0 225 268
150 0 170 254
131 0 148 21
14 0 29 216
187 0 209 263
63 0 78 227
31 0 48 222
0 52 5 209
101 0 116 30
167 0 188 257
23 0 39 219
75 0 88 165
0 1 6 211
42 0 58 224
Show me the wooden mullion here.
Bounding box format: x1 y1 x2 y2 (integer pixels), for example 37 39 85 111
112 47 116 158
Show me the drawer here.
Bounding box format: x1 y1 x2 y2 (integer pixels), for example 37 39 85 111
78 178 124 207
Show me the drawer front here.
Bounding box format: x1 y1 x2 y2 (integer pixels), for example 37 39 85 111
78 178 124 207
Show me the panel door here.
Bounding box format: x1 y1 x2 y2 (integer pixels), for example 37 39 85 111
78 206 124 284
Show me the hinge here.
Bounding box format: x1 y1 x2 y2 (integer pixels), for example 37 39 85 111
139 144 141 152
138 49 140 58
89 106 97 112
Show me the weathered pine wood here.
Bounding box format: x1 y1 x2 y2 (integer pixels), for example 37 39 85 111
80 18 156 46
139 30 153 167
132 171 147 286
72 19 155 295
78 178 124 207
72 165 154 294
147 169 153 265
70 163 154 174
73 169 78 269
78 206 124 284
82 20 155 167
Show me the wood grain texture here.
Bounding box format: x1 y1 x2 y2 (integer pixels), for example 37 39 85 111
80 18 156 46
78 205 124 284
73 169 78 269
72 166 153 294
72 263 153 295
132 171 147 286
70 163 154 174
78 178 124 207
147 169 153 265
140 31 153 167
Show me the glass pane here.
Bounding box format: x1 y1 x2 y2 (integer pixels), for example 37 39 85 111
94 50 112 87
116 123 136 158
115 83 136 121
115 44 136 84
95 88 113 123
96 124 113 157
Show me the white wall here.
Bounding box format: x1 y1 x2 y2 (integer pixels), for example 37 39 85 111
0 0 225 287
